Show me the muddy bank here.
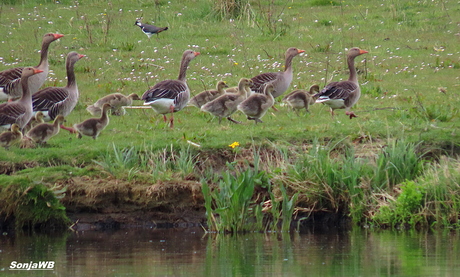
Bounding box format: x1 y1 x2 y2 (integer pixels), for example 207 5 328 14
59 176 206 231
2 140 459 232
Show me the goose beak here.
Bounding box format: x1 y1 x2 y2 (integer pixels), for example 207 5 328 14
194 52 200 56
78 54 86 59
298 49 306 53
360 49 368 54
33 69 44 74
54 34 64 39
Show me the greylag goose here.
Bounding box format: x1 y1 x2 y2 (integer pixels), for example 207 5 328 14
250 47 305 98
282 84 320 114
23 111 45 133
0 123 22 149
189 81 228 108
237 83 275 124
32 51 85 131
142 50 200 128
87 93 140 116
314 47 368 119
25 115 65 144
0 68 43 131
135 20 168 39
201 78 253 124
73 103 111 139
225 84 253 96
0 33 64 102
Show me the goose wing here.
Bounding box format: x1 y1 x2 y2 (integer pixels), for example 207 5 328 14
142 80 187 102
315 81 358 101
0 102 26 125
32 87 70 119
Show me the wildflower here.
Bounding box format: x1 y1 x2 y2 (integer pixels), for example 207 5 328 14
229 142 240 149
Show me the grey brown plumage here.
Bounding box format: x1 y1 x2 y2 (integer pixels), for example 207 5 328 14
0 33 64 101
314 47 368 119
0 68 43 131
32 52 85 126
189 81 228 108
250 47 305 99
283 84 319 114
87 93 140 116
237 83 275 124
25 115 65 144
74 103 111 139
201 78 253 124
0 123 22 149
142 50 200 128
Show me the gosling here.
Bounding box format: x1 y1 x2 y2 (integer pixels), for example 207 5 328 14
23 111 45 133
282 84 320 114
87 93 140 116
0 123 23 149
189 81 228 108
237 83 275 124
201 78 253 124
74 103 111 139
25 115 65 144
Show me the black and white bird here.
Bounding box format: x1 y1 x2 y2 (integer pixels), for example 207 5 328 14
134 20 168 39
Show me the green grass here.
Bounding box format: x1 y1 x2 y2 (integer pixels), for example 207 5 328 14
1 0 460 230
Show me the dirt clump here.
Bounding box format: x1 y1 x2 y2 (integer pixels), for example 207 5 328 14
58 176 206 230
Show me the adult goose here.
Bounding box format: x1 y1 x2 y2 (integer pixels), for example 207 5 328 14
25 115 65 144
0 123 23 149
314 47 368 119
32 51 85 130
0 68 43 131
142 50 200 128
201 78 253 124
250 47 305 98
87 93 140 116
237 83 275 124
283 84 320 114
0 33 64 102
135 20 168 39
189 81 228 108
74 103 111 139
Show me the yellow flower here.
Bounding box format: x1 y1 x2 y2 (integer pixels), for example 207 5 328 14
229 142 240 149
234 62 238 65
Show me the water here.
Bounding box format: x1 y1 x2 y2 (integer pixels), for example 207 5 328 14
1 227 459 276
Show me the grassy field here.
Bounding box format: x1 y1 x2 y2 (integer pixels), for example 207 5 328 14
0 0 459 231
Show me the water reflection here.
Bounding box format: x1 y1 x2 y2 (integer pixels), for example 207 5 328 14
1 227 459 276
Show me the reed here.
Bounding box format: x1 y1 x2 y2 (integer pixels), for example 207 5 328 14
417 156 460 228
372 140 425 190
202 152 272 233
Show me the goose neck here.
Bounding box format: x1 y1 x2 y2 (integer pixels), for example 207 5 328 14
66 60 78 87
347 55 358 83
177 57 191 82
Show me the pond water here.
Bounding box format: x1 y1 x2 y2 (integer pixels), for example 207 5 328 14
1 226 459 276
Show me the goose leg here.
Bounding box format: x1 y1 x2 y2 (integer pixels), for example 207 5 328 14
247 117 263 124
168 105 175 128
61 124 77 133
330 108 335 118
346 111 357 119
227 117 241 124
